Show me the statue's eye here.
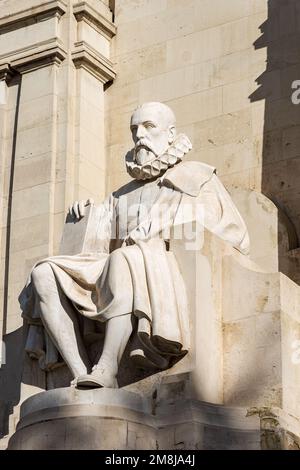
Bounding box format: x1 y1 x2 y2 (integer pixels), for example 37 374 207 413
144 122 155 129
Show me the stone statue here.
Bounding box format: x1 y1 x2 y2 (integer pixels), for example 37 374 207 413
19 102 250 389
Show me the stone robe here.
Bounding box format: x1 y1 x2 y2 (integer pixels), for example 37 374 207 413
19 161 249 371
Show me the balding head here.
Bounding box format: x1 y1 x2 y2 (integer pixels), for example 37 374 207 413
130 102 177 165
132 102 176 127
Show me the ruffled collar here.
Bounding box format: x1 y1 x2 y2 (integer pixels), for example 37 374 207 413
125 133 192 181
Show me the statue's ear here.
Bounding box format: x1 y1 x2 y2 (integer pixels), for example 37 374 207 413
168 125 176 144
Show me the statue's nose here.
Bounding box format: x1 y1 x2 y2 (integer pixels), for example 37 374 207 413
136 125 145 140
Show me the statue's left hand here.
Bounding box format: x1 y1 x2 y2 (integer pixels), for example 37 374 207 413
123 223 150 246
123 235 135 246
68 198 94 220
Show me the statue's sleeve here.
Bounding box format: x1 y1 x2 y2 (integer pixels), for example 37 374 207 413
93 193 114 253
197 174 250 254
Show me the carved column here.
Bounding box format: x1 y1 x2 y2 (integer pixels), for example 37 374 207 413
71 1 116 208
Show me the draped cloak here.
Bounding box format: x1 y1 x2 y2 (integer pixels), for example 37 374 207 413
19 161 249 371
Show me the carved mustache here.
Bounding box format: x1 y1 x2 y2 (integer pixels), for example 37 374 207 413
134 139 156 155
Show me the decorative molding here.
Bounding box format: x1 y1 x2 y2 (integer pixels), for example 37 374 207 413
0 63 14 82
72 2 116 84
12 45 67 74
73 1 116 40
0 1 67 33
0 39 67 75
72 41 116 83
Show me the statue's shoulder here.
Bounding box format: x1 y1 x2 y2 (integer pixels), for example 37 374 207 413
112 179 144 199
163 160 216 197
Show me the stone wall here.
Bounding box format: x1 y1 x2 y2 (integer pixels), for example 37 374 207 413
105 0 268 194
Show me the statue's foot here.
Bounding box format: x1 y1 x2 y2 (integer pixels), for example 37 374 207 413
73 365 118 389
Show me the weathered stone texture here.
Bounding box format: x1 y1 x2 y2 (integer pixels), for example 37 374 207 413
105 0 268 195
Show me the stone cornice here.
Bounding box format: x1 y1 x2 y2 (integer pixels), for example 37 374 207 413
0 1 67 33
0 39 67 75
72 41 116 83
0 63 14 82
73 1 116 40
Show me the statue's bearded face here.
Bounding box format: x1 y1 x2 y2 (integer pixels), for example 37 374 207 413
130 104 176 165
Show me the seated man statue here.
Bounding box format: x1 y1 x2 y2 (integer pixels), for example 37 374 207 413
19 102 249 389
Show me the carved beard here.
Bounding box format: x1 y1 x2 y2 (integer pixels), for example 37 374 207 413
134 147 157 165
134 139 158 165
126 133 193 181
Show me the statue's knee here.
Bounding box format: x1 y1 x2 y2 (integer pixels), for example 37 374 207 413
110 245 135 261
108 248 124 264
31 263 54 295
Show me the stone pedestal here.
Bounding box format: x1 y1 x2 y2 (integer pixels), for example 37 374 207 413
8 374 261 450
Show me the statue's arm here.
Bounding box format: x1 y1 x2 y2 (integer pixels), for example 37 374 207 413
199 174 250 255
67 194 113 222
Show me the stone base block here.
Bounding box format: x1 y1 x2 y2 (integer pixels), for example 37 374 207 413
8 383 261 450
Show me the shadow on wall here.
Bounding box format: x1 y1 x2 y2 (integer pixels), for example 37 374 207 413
2 75 22 336
249 0 300 280
0 74 23 438
0 328 23 438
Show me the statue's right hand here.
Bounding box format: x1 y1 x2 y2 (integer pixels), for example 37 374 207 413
68 198 94 220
